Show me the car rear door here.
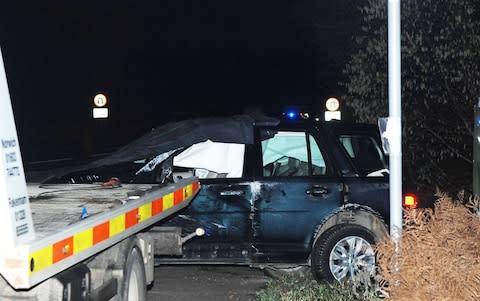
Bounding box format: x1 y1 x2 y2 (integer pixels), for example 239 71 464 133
331 126 390 223
251 126 344 262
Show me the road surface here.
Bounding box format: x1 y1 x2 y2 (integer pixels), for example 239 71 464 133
148 265 271 301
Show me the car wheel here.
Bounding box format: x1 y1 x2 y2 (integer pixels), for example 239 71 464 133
121 246 147 301
311 225 377 283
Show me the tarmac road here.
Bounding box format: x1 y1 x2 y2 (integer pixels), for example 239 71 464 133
147 265 271 301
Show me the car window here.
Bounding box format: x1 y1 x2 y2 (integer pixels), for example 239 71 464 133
261 130 326 177
338 135 388 177
309 134 326 176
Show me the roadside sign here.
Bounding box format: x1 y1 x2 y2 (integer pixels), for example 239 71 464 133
93 94 107 107
93 94 109 119
325 97 341 121
93 107 109 119
324 111 341 121
325 97 340 111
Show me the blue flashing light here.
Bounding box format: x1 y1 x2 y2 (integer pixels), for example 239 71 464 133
476 116 480 127
282 110 311 120
285 110 298 120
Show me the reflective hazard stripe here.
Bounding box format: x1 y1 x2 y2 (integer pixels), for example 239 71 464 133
74 228 93 254
109 214 126 236
29 181 199 275
93 221 109 244
139 203 152 223
30 246 52 274
163 192 174 210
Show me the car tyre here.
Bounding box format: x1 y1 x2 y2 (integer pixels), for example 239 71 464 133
121 246 147 301
311 224 377 283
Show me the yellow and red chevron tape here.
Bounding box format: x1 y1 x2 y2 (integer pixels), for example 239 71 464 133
29 181 199 275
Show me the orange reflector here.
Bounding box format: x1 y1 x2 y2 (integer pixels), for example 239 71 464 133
404 194 417 208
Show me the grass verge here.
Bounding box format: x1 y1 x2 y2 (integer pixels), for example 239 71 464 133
256 274 382 301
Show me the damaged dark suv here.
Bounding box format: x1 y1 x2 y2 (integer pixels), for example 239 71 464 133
47 114 394 282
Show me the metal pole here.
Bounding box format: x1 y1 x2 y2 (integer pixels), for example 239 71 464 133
387 0 403 241
474 98 480 205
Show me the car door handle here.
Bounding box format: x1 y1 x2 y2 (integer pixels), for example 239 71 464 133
306 186 328 196
220 190 244 196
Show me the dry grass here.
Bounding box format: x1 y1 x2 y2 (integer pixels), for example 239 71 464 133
375 190 480 300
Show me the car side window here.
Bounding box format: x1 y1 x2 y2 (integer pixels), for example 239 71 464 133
309 134 326 176
261 130 326 177
338 135 388 177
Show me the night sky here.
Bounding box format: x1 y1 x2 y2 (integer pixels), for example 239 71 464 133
0 1 364 163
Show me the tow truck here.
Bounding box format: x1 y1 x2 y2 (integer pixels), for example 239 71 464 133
0 47 203 300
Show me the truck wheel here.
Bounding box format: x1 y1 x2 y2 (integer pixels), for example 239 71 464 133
311 225 376 283
122 246 147 301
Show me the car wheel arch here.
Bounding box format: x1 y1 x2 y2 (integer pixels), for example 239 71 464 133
308 205 389 265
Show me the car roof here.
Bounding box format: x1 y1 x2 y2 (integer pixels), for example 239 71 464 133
270 118 379 132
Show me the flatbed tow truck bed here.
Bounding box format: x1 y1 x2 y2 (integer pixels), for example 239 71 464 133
28 183 167 239
1 179 199 291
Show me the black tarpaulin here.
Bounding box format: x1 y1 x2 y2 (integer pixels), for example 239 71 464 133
75 113 279 172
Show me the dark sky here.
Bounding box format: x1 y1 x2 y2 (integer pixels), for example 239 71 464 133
0 1 364 162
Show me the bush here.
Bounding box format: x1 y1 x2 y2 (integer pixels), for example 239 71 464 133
375 190 480 300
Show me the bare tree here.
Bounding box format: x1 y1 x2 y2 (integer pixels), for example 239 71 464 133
341 0 480 196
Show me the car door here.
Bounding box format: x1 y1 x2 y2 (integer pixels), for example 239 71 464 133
334 130 390 223
177 178 255 260
159 142 256 262
251 126 344 262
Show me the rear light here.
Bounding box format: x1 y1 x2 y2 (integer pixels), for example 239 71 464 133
403 193 418 208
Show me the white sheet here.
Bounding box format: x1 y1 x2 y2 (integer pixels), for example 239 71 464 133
173 140 245 178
